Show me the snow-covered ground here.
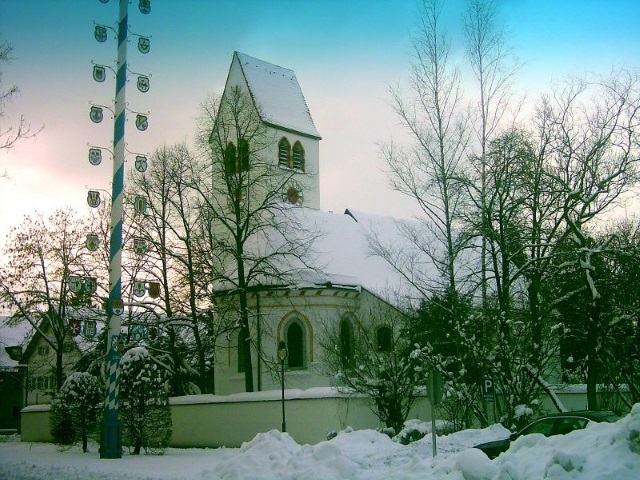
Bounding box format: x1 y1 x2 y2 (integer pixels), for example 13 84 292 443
1 404 639 480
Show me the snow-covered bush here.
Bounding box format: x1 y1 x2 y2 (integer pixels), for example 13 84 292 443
50 372 103 452
119 346 172 455
510 403 542 432
394 419 428 445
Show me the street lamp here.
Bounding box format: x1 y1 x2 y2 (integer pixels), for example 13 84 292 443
277 341 288 432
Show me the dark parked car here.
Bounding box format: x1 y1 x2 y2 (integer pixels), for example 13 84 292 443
474 410 621 459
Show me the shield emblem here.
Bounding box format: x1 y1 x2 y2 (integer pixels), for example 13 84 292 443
90 106 103 123
147 326 159 341
87 190 101 208
135 114 148 131
93 65 106 83
148 282 160 299
138 36 150 54
112 299 124 315
86 234 99 251
84 277 97 294
88 148 102 166
133 280 146 298
94 25 107 43
135 155 148 173
134 195 147 214
69 276 83 294
139 0 151 14
130 324 146 342
137 75 150 93
133 237 147 255
83 320 97 338
69 319 81 337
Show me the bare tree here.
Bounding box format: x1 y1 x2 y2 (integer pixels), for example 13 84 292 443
535 70 640 408
193 87 318 392
0 40 40 162
128 143 222 394
463 0 520 312
379 0 471 298
0 210 102 390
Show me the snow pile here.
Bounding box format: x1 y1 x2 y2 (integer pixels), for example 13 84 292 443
1 406 639 479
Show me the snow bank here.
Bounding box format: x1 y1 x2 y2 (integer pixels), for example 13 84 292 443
1 406 640 479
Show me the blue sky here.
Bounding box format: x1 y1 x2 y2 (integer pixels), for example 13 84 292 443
1 0 639 250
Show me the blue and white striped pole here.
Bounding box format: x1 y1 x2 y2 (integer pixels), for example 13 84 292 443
100 0 127 459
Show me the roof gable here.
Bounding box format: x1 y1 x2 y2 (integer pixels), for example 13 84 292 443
233 52 321 139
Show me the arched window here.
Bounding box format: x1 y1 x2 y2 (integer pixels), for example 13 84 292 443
292 141 305 171
278 137 291 168
238 138 249 171
376 325 392 352
224 142 236 175
339 318 354 367
237 331 246 373
286 320 305 368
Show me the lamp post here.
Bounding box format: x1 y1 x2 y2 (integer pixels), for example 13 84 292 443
277 341 288 433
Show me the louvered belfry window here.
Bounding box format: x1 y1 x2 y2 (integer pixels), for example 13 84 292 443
238 138 249 171
292 141 305 171
278 137 290 167
224 142 236 175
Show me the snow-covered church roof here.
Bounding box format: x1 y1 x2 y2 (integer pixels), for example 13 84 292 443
244 207 433 306
234 52 321 139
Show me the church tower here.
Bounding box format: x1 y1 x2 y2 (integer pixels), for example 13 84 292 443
222 52 322 209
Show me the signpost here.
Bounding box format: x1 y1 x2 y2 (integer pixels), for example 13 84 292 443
428 370 444 457
482 377 495 402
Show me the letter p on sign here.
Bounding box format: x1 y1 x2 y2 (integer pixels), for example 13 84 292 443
482 378 495 402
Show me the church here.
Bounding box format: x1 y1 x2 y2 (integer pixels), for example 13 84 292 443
210 52 420 396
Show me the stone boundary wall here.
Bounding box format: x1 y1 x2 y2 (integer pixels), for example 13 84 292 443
19 386 623 448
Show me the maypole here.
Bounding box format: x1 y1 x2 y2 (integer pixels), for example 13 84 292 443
91 0 151 459
99 0 128 459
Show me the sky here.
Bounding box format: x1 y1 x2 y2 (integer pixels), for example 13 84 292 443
0 0 639 253
1 405 639 479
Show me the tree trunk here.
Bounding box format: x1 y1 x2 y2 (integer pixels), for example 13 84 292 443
586 297 600 410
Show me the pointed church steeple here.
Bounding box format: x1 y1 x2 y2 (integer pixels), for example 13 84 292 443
222 52 321 209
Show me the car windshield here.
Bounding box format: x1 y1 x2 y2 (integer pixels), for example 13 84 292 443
521 418 556 436
555 417 588 434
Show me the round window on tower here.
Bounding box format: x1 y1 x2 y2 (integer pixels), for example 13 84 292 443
284 185 303 205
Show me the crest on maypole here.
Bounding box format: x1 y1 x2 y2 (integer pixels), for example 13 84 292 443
86 234 99 251
135 113 148 131
89 147 102 165
139 0 151 14
90 106 104 123
87 190 101 208
138 36 150 54
69 276 83 294
134 195 148 214
137 75 150 93
133 237 148 255
133 280 146 298
94 25 108 43
134 155 148 172
93 65 106 82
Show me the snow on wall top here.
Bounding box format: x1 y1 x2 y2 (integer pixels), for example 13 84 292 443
235 52 321 139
